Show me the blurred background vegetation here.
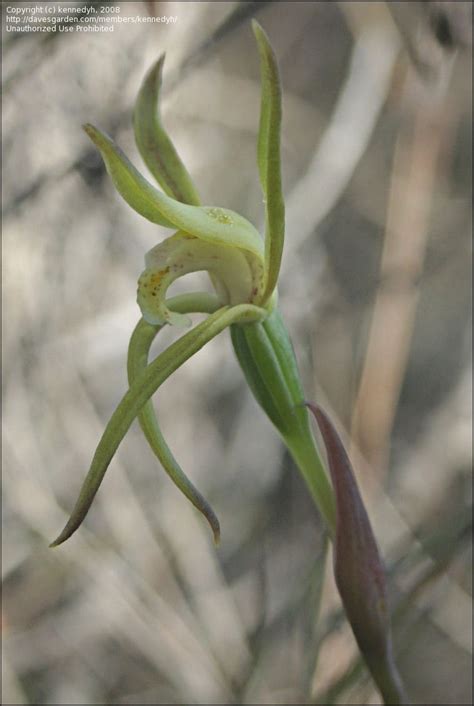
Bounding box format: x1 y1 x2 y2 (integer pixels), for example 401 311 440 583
2 1 472 704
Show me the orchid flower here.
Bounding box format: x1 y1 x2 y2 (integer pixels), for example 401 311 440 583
51 22 406 705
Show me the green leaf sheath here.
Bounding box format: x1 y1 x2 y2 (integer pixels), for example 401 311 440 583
51 303 266 547
308 404 407 706
84 125 264 259
133 55 201 206
127 293 222 543
231 309 336 535
252 21 285 302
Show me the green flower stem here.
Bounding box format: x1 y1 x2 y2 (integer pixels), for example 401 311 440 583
128 292 222 543
231 308 336 537
285 431 336 538
51 302 266 547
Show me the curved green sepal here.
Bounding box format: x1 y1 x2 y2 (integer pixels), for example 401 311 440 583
133 54 201 206
252 21 285 302
84 124 175 228
84 124 264 259
128 293 222 543
50 303 266 547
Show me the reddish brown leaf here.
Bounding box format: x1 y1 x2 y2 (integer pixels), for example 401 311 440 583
306 403 407 705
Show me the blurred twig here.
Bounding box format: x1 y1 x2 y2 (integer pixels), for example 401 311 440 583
386 1 472 81
283 9 398 258
351 63 455 479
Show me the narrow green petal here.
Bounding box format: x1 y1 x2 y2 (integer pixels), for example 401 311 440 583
133 54 201 206
252 21 285 302
83 124 175 228
50 303 266 547
85 124 264 259
128 294 222 543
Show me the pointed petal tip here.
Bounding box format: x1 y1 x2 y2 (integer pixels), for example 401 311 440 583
252 21 268 53
82 123 101 144
203 505 220 546
252 19 272 48
212 524 221 546
146 53 166 83
49 510 88 549
251 18 264 36
82 124 111 149
49 527 70 549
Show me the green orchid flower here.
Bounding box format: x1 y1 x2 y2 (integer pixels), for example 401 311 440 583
50 21 406 705
51 21 335 547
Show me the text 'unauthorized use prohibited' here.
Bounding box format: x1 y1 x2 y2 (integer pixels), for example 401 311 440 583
5 4 177 34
